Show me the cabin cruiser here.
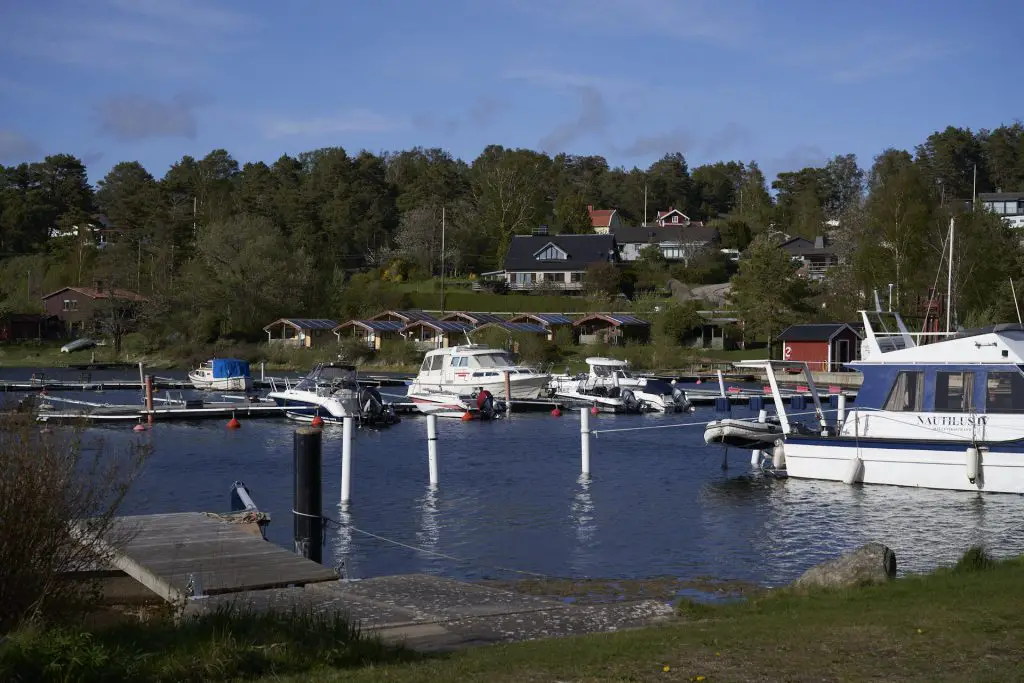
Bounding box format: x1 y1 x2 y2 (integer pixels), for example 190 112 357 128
548 357 693 413
267 363 398 427
407 345 550 406
188 358 253 392
738 309 1024 493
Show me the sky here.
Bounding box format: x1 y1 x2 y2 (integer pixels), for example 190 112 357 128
1 0 1022 186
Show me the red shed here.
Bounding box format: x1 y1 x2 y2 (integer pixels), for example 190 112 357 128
776 323 861 372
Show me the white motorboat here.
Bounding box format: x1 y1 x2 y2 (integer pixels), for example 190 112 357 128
188 358 253 392
549 357 692 413
267 363 398 426
407 386 504 420
408 344 551 401
704 418 783 449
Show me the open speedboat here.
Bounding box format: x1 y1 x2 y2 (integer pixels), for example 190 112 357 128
267 363 398 427
549 358 692 413
407 386 504 420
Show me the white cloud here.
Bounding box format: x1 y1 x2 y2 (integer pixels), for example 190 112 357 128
263 111 406 139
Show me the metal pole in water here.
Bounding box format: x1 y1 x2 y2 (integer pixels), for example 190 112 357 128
427 413 439 487
504 370 512 416
261 361 266 382
837 394 847 429
716 369 726 398
293 427 323 563
341 416 353 507
144 375 154 425
751 408 768 466
138 361 144 388
580 407 591 477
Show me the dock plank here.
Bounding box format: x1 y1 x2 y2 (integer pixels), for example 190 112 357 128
99 512 337 602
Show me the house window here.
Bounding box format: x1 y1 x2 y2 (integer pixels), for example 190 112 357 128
543 272 561 282
570 272 583 282
985 372 1024 412
62 299 78 311
883 371 924 411
535 244 567 260
935 371 974 412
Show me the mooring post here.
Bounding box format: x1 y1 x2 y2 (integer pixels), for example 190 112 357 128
580 407 591 477
341 416 353 507
504 370 512 416
427 413 439 487
144 374 154 425
138 361 144 388
260 361 266 382
837 393 847 429
293 427 323 563
751 408 768 466
716 369 726 398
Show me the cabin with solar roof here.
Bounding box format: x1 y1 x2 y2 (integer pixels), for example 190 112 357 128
263 318 339 349
573 313 651 345
332 319 405 350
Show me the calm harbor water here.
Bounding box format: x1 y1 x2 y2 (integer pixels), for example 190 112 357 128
5 366 1024 586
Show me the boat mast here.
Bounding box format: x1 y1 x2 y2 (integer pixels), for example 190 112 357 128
946 217 954 333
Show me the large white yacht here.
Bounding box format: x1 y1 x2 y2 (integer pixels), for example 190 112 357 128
407 345 550 416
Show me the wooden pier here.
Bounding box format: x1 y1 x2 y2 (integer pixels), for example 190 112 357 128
95 512 338 603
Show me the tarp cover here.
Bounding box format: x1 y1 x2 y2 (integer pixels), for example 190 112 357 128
212 358 250 379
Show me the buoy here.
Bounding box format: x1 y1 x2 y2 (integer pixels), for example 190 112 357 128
550 407 562 417
132 424 146 433
227 416 241 430
966 446 980 484
696 379 702 385
590 405 600 416
311 414 325 427
772 440 786 468
461 411 473 421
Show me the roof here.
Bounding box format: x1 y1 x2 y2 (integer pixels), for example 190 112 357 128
403 320 475 333
440 311 505 324
979 192 1024 201
588 207 617 228
573 313 651 328
503 234 617 272
475 321 549 334
613 224 720 246
508 312 574 326
778 236 835 256
368 309 436 323
41 286 148 302
336 320 405 332
655 208 692 223
264 318 338 331
777 323 861 341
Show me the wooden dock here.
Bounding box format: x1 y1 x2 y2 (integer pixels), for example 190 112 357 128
95 512 338 603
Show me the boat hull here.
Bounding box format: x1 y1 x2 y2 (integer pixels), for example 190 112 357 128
189 373 253 392
782 436 1024 494
412 375 549 400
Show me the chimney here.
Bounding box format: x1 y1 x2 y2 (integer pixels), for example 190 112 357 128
814 236 824 249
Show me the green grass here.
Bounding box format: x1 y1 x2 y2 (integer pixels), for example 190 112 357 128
265 553 1024 682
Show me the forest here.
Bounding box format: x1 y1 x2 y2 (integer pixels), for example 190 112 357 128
2 122 1024 350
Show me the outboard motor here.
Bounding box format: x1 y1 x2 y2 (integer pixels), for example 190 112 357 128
359 386 385 421
621 389 639 412
671 385 695 412
476 389 496 419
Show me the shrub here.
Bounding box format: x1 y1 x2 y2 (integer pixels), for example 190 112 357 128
953 546 995 573
377 339 421 367
0 413 148 633
337 338 374 365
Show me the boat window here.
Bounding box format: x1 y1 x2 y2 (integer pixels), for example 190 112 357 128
883 371 924 411
593 365 611 377
472 353 513 368
985 372 1024 413
451 356 466 367
420 357 432 372
934 372 974 412
428 355 444 371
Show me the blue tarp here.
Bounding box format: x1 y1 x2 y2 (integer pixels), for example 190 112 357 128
212 358 250 379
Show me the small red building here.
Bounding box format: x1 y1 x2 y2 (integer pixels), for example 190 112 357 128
776 323 861 372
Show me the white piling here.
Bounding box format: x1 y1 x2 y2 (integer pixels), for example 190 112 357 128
427 413 439 487
751 408 768 466
837 393 847 428
716 369 726 398
261 361 266 381
138 361 144 387
504 371 512 416
580 407 591 477
340 416 353 506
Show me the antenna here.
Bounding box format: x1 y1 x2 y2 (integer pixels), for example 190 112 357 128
1012 278 1022 325
946 217 954 333
872 289 882 312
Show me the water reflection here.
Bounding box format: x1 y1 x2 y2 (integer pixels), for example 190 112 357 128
416 487 441 559
331 505 353 578
568 475 597 576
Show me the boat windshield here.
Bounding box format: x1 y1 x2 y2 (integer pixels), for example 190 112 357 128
469 353 514 368
294 365 357 391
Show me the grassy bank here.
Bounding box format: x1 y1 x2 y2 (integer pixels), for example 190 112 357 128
277 552 1021 682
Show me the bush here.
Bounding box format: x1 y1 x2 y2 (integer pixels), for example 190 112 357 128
377 339 421 366
336 338 374 365
0 413 147 633
954 546 995 573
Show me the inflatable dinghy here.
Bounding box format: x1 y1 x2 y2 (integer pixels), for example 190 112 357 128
703 418 782 449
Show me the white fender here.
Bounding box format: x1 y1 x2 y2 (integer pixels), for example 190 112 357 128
772 440 786 469
843 455 863 485
966 446 980 484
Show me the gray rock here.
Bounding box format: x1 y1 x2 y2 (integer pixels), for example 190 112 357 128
793 543 897 590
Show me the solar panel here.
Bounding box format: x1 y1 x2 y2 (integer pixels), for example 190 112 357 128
286 318 339 329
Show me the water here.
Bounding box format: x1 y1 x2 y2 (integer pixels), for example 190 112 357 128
5 366 1023 586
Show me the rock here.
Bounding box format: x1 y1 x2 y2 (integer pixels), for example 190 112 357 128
793 543 897 590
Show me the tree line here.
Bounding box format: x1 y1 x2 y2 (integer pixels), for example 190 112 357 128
2 123 1024 344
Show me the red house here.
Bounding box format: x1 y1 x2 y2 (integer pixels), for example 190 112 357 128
777 323 862 372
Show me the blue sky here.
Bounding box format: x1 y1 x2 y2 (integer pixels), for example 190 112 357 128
1 0 1021 186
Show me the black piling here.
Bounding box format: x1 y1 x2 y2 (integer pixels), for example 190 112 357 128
293 427 323 563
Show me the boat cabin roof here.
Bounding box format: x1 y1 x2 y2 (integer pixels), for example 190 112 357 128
424 344 511 357
586 357 628 367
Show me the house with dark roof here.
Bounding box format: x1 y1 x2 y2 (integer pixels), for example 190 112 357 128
977 192 1024 229
263 318 339 349
613 223 720 263
439 311 506 325
402 319 475 350
495 233 618 293
42 284 148 336
507 312 574 336
778 236 839 280
777 323 862 372
574 313 651 345
333 319 405 350
588 206 625 234
472 320 552 343
367 310 436 324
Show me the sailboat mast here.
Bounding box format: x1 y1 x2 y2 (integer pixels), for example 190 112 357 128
946 217 954 333
440 206 446 315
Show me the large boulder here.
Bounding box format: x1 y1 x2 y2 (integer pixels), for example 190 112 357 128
793 543 897 590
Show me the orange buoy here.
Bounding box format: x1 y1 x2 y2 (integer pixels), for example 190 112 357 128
461 411 474 421
695 378 702 384
311 414 325 427
590 405 600 416
227 416 241 430
550 407 562 417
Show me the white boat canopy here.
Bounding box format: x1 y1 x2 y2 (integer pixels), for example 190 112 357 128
585 357 629 368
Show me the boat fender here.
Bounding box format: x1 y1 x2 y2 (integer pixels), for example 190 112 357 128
843 455 863 485
772 440 786 469
966 446 980 484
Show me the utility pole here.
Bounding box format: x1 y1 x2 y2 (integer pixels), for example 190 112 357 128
643 184 648 226
972 164 977 202
440 206 446 314
193 196 197 236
